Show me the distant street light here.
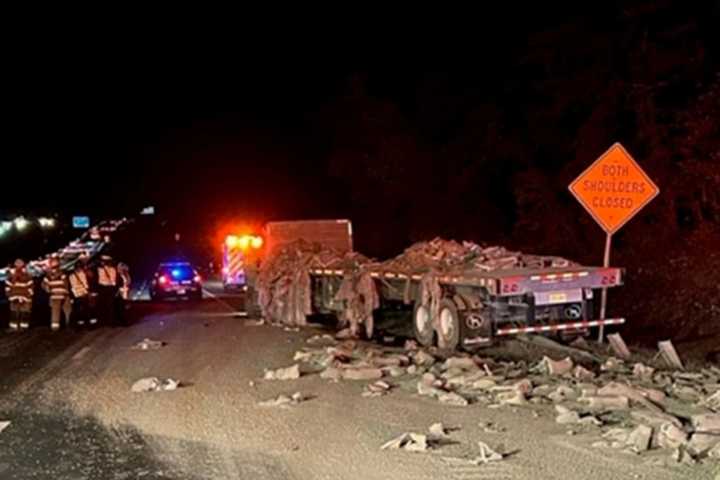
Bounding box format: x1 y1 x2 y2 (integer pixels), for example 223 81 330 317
14 217 29 231
38 217 56 228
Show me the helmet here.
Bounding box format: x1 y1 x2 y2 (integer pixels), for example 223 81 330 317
49 258 60 269
14 259 25 268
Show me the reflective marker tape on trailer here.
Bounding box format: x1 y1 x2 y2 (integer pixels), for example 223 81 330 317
495 318 625 336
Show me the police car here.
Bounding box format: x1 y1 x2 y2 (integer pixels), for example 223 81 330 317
149 262 203 301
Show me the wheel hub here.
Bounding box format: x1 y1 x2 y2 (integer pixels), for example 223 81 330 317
440 308 454 337
415 306 431 334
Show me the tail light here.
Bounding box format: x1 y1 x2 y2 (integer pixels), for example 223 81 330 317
158 275 168 285
194 274 202 283
500 276 523 295
599 269 620 286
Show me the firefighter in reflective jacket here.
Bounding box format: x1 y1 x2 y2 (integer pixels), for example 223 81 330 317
5 259 34 331
42 258 70 331
97 255 118 325
68 260 91 328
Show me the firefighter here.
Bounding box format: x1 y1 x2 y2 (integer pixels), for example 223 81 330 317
42 258 70 331
96 255 118 325
68 259 91 328
116 262 131 325
4 259 34 331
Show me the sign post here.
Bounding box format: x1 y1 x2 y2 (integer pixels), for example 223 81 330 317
569 143 659 343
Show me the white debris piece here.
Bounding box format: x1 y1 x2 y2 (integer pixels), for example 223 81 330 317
342 368 384 381
363 380 393 397
245 319 265 326
555 406 581 424
657 423 688 450
0 421 10 434
259 392 305 407
582 395 630 411
607 333 631 360
541 356 574 375
632 363 655 379
413 350 436 367
627 425 653 453
573 365 595 380
381 433 429 452
473 441 504 464
658 340 684 370
690 413 720 433
131 377 179 393
428 422 449 439
264 364 301 381
439 392 469 407
687 432 720 455
131 338 165 350
443 357 478 371
548 386 577 403
703 391 720 412
600 357 625 372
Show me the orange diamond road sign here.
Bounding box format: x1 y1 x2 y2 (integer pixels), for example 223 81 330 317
569 143 659 234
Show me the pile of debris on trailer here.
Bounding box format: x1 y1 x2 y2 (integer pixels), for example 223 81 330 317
256 239 370 327
271 334 720 466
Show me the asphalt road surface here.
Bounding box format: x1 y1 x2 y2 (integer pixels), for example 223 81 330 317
0 281 716 480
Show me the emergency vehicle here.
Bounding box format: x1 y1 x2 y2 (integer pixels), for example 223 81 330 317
222 234 263 291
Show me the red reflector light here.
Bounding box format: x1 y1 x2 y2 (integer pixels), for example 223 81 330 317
194 274 202 283
158 275 168 285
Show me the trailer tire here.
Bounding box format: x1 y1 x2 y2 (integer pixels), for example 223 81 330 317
413 303 435 347
437 299 461 351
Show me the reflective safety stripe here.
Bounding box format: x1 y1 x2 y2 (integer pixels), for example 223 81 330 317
69 271 89 297
98 266 117 286
495 318 625 336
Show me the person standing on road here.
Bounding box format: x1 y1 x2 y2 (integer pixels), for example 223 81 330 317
96 255 118 326
42 258 70 331
4 259 34 331
68 260 91 328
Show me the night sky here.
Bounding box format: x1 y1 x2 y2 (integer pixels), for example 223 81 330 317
4 1 719 265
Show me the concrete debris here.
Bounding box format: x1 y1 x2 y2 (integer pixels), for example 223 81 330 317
131 338 165 350
627 425 653 453
672 385 702 402
497 390 526 406
293 351 315 362
479 421 506 433
600 357 625 372
657 423 689 450
246 319 265 326
306 334 336 345
541 356 574 375
417 382 445 398
259 392 305 407
703 391 720 412
421 372 443 388
607 333 631 360
131 377 179 393
631 410 683 430
474 441 504 464
0 421 10 435
582 395 630 411
671 446 696 465
688 433 720 455
555 406 581 424
512 379 533 395
691 414 720 433
708 442 720 459
548 386 577 403
573 365 595 380
603 428 631 445
472 379 498 390
363 381 393 397
320 367 343 381
570 337 589 349
335 328 355 340
443 357 478 371
439 392 469 407
381 433 429 452
429 422 449 439
658 340 684 370
342 368 384 381
264 364 301 381
632 363 655 379
597 382 664 412
386 366 406 378
413 350 436 367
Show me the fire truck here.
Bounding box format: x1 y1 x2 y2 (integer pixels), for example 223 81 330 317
222 234 264 291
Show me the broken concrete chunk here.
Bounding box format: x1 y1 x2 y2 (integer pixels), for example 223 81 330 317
672 385 701 402
293 351 315 362
708 442 720 459
582 395 630 411
512 379 533 395
627 425 653 453
320 367 343 381
690 413 720 433
548 386 577 403
555 407 581 425
131 338 165 350
632 363 655 379
631 410 683 429
597 382 664 412
573 365 595 380
0 421 10 434
264 364 301 381
703 391 720 412
600 357 625 372
658 340 684 370
380 432 429 452
688 432 720 456
497 390 526 406
578 416 603 427
657 423 688 450
335 328 355 340
474 441 504 464
439 392 469 407
603 428 630 444
670 445 696 465
541 356 574 375
417 382 445 398
364 380 392 397
443 357 478 371
471 379 497 390
404 339 419 351
342 368 384 381
413 350 436 367
131 377 179 393
381 433 410 450
259 393 305 407
386 366 406 378
421 372 439 387
428 422 449 439
607 333 631 360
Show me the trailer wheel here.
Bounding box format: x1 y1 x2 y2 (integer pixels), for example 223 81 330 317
437 299 461 350
413 303 435 347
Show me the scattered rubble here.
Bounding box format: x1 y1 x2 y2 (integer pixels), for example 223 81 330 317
131 377 180 393
131 338 165 350
264 364 301 381
259 392 305 407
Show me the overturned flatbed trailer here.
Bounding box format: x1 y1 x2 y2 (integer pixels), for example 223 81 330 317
309 262 624 350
